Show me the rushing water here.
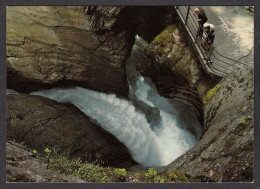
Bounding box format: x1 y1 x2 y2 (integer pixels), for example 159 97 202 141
31 36 201 167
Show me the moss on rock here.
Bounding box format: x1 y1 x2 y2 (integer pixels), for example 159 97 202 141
203 85 220 104
239 116 253 127
142 168 188 183
151 25 175 46
239 119 249 126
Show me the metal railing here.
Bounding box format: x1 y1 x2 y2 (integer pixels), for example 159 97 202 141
174 6 247 78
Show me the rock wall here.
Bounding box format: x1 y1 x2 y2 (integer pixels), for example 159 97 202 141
6 6 131 96
7 93 138 168
129 6 173 43
7 6 172 96
163 65 254 182
139 19 253 181
139 24 217 123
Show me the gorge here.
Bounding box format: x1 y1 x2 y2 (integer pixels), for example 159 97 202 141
30 36 202 167
6 6 253 182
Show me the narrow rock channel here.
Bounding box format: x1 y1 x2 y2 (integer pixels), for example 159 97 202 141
31 36 202 167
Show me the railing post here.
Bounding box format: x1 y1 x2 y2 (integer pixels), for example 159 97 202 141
209 46 214 60
185 6 190 25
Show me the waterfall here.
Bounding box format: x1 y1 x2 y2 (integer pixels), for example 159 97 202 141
32 86 197 167
31 35 201 167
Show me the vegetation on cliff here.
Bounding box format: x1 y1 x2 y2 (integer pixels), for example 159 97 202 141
203 84 220 104
31 146 189 183
151 25 175 47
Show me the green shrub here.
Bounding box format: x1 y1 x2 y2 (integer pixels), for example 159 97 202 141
145 168 164 183
34 147 129 182
84 152 105 166
144 168 188 183
113 168 127 181
77 164 112 182
164 170 189 182
35 147 188 183
48 155 82 175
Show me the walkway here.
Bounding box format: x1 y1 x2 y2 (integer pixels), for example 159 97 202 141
173 6 254 78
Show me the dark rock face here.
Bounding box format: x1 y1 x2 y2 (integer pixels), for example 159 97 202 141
7 94 138 168
6 141 85 182
7 6 130 96
7 6 172 96
130 6 173 43
138 24 217 123
85 6 136 63
163 65 254 182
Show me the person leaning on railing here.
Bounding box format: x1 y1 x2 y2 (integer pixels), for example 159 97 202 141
193 7 208 37
201 22 215 52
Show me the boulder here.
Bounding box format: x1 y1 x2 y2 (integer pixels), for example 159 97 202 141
7 93 138 168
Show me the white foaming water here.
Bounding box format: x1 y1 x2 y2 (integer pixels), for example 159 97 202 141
135 76 155 108
133 75 198 163
32 84 197 167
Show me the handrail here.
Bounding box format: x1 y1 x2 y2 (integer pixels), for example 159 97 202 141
173 6 248 77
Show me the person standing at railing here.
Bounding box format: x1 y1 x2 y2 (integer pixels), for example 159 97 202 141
193 7 208 37
201 22 215 51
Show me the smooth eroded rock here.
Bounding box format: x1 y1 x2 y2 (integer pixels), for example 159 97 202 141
163 64 254 182
7 93 138 168
7 6 132 96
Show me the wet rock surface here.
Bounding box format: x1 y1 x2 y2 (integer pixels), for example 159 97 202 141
7 93 138 168
7 6 172 96
6 141 85 182
163 65 254 182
